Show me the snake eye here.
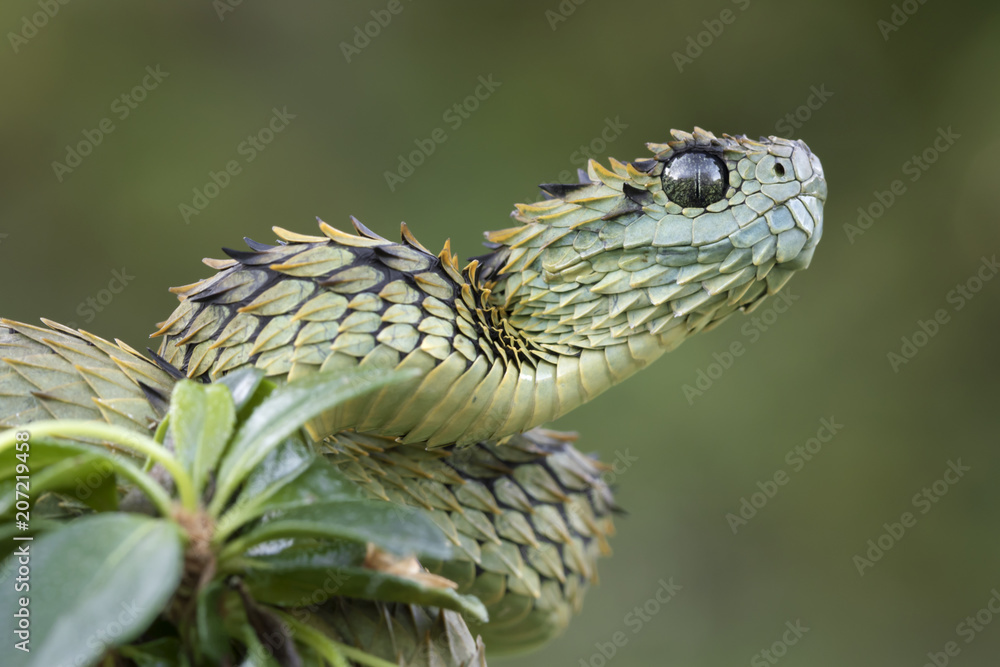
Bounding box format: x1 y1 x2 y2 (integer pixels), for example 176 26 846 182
661 151 729 208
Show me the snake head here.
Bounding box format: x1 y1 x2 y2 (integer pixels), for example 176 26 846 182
480 127 826 353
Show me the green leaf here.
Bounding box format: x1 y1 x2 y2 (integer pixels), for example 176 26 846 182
216 436 312 539
216 367 266 413
243 548 488 621
169 380 237 496
222 501 452 563
217 438 365 541
0 454 117 517
211 368 419 515
256 458 365 512
240 435 314 499
243 540 369 573
0 513 184 667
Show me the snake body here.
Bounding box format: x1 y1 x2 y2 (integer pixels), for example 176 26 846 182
0 128 825 661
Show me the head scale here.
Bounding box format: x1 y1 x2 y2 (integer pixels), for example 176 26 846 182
480 127 826 354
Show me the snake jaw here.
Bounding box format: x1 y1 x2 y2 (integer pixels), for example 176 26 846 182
483 128 827 352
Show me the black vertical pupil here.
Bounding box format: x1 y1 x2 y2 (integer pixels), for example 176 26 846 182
661 152 728 208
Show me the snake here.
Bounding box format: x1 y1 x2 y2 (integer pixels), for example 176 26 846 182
0 127 826 664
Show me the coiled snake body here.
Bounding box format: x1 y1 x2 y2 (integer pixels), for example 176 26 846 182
0 128 826 662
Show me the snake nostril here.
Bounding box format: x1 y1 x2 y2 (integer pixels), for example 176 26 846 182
774 163 786 177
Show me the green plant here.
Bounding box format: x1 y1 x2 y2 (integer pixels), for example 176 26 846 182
0 367 487 667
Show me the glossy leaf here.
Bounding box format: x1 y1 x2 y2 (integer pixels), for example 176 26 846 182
0 513 184 667
239 436 314 500
215 367 266 414
223 500 452 562
243 540 368 572
211 368 419 514
169 380 236 495
245 559 488 622
218 438 365 540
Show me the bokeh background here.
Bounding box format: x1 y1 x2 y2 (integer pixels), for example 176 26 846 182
3 1 999 665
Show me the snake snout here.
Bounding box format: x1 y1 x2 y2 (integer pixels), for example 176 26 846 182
792 139 827 204
743 139 826 272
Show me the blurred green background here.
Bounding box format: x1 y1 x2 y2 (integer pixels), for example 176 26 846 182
3 1 999 665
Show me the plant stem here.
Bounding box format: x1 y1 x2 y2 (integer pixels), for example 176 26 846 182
148 414 171 472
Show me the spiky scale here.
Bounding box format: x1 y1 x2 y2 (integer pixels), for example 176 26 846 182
752 235 778 266
776 227 809 263
322 427 616 653
0 325 169 429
